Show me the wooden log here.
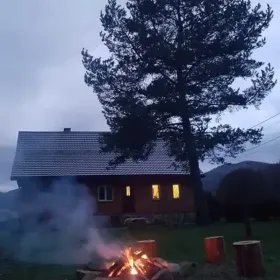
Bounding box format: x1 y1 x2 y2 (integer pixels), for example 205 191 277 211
151 257 168 268
76 269 102 280
233 240 265 278
83 263 107 272
204 236 226 264
178 261 197 277
151 268 173 280
107 257 126 277
136 240 157 258
95 276 148 280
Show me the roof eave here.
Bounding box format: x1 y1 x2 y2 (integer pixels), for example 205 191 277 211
10 176 16 181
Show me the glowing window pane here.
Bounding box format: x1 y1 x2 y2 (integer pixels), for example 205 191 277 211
126 186 131 196
172 184 180 199
152 185 160 200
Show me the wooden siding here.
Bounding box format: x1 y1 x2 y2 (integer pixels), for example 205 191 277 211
16 175 195 215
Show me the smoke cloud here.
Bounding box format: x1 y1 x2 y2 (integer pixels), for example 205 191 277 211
0 178 123 265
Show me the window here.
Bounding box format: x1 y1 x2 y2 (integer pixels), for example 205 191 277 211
172 184 180 199
152 184 160 200
126 186 131 196
98 186 113 201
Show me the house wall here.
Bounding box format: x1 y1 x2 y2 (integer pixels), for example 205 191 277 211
16 175 195 216
134 180 194 214
79 175 194 215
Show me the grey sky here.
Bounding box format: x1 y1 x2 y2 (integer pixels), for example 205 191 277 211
0 0 280 192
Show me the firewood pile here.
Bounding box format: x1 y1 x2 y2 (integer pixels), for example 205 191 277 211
77 260 197 280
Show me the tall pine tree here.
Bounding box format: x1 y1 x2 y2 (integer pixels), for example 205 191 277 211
82 0 276 224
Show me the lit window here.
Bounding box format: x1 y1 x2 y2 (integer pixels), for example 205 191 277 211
98 186 113 201
172 184 180 199
126 186 131 196
152 184 160 200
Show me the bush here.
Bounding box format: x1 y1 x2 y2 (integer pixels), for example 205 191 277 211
217 168 269 223
205 192 221 222
216 163 280 224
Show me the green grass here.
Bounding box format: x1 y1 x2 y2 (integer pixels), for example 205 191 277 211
1 222 280 279
131 222 280 276
0 262 78 280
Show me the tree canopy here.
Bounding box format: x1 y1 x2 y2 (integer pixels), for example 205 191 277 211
82 0 276 223
217 168 269 206
217 167 270 236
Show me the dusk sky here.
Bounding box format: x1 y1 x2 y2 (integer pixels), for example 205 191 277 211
1 0 280 192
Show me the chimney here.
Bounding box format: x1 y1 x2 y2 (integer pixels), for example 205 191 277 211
64 128 71 133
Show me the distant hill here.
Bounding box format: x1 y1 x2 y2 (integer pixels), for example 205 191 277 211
202 161 270 194
0 189 19 211
0 146 17 192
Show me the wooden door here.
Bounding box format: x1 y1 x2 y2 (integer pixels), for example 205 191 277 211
122 185 135 213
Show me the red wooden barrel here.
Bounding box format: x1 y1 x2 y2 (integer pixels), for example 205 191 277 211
233 240 265 278
204 236 226 263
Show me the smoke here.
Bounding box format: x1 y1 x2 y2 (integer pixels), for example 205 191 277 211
0 178 123 265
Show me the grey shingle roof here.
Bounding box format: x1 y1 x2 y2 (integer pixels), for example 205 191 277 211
11 131 186 179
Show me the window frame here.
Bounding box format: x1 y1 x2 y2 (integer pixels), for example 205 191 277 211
97 185 114 202
172 184 180 200
152 184 160 200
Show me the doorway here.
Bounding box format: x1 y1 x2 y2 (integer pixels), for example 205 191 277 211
122 185 135 213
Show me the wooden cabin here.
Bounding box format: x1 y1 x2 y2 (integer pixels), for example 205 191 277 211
10 128 195 224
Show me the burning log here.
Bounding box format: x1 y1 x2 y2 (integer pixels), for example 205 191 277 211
204 236 226 263
77 245 173 280
152 258 168 268
95 276 149 280
136 240 157 258
233 240 265 278
107 256 127 277
110 247 166 277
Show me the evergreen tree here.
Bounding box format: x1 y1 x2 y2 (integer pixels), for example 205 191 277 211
82 0 276 224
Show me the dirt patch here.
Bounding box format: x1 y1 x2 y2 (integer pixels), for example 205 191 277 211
187 263 277 279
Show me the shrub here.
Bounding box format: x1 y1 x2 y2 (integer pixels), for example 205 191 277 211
217 168 270 237
205 192 221 222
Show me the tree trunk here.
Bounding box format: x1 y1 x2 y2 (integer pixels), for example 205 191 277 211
242 201 252 238
181 111 210 225
175 3 210 225
176 60 210 225
244 211 252 239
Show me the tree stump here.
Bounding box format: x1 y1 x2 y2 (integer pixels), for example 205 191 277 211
136 240 157 257
233 240 265 278
204 236 226 263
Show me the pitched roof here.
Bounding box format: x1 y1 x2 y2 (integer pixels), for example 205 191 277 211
11 130 186 179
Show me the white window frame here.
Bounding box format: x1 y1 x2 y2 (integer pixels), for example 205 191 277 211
97 185 114 202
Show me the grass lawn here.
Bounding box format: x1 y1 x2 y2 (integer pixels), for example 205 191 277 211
1 222 280 279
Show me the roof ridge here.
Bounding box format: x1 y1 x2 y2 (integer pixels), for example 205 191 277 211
18 130 110 134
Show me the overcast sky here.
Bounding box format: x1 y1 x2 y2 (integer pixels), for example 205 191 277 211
0 0 280 192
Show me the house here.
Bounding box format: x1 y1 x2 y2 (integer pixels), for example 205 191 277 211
10 128 195 223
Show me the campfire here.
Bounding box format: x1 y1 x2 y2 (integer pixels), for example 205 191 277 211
106 247 168 278
77 240 197 280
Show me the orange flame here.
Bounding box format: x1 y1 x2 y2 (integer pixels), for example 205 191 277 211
108 248 149 276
